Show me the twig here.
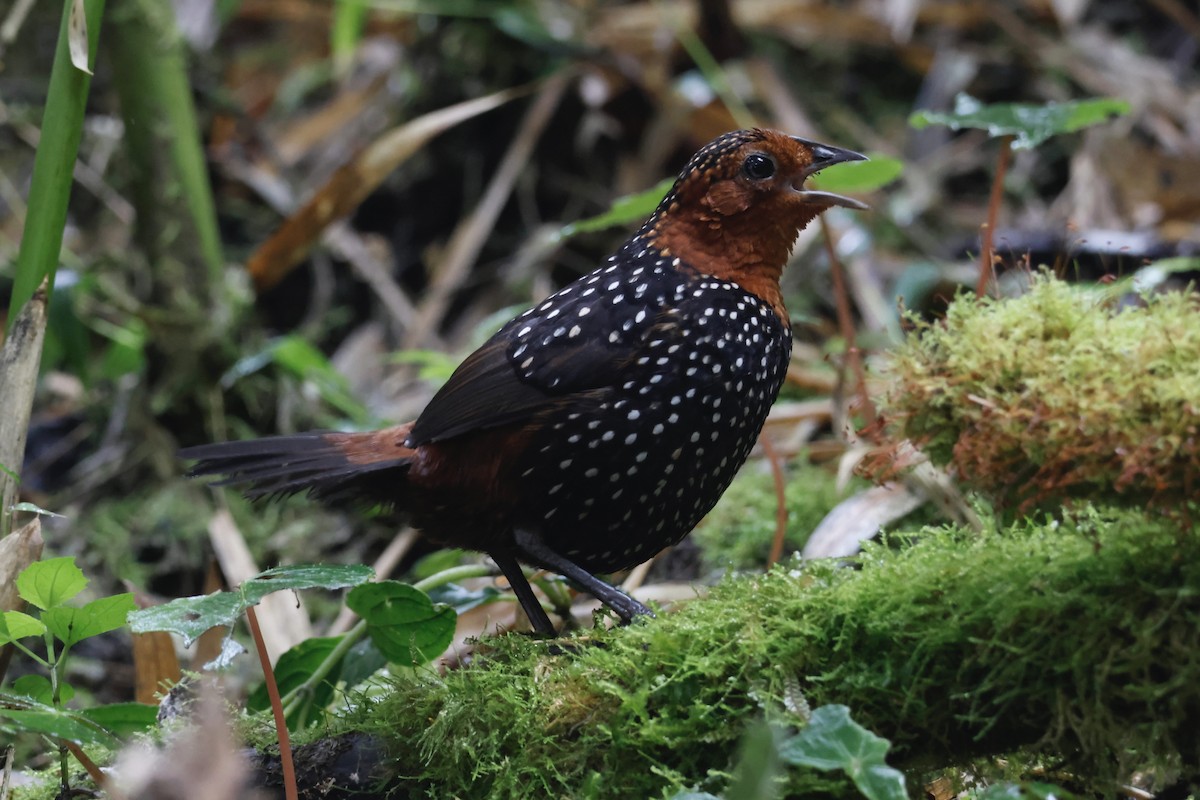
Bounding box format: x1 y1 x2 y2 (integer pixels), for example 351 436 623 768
246 605 298 800
820 216 878 434
405 70 572 348
761 436 789 569
977 135 1012 298
64 741 124 800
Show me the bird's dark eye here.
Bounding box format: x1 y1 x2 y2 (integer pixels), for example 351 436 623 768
742 153 776 180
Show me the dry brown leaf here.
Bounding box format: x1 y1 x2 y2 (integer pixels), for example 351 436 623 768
801 482 925 560
128 584 183 705
67 0 91 75
0 517 43 684
245 84 532 292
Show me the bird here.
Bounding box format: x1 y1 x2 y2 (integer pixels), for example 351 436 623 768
182 128 868 635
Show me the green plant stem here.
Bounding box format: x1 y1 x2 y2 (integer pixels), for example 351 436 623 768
42 631 70 795
673 20 756 129
6 0 106 329
412 563 496 593
108 0 224 287
281 563 497 714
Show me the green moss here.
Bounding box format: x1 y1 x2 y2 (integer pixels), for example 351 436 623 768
880 275 1200 510
369 505 1200 798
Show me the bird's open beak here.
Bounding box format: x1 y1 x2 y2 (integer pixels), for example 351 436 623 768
790 137 870 210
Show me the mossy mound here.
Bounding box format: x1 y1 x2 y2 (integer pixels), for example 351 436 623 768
370 505 1200 798
880 276 1199 510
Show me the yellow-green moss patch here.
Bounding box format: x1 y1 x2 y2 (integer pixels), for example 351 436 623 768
880 276 1199 510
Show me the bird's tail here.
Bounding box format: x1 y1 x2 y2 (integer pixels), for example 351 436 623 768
181 423 416 508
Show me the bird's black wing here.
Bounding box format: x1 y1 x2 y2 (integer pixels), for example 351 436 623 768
408 264 681 445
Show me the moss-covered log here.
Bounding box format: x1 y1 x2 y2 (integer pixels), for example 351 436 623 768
363 506 1199 798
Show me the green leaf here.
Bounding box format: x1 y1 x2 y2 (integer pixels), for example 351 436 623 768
270 336 369 423
337 637 388 689
222 336 370 422
241 563 375 605
558 178 674 240
17 557 87 610
346 582 456 667
91 315 147 379
11 674 73 705
79 702 158 736
0 610 47 644
0 696 116 746
779 705 907 800
909 94 1131 150
43 593 135 647
726 721 782 800
10 501 67 519
129 564 374 646
811 155 903 193
248 635 344 723
128 591 243 646
425 582 503 612
391 350 461 385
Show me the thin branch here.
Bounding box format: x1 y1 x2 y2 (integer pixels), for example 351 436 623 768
977 135 1013 298
246 606 298 800
820 215 878 435
761 436 789 570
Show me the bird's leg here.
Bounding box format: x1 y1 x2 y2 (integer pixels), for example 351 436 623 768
513 528 655 624
491 550 557 636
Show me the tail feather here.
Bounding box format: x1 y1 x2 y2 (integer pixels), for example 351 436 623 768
181 425 415 507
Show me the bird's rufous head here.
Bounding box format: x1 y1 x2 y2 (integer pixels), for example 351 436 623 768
640 129 868 322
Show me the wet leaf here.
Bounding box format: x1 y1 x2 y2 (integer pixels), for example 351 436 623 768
909 94 1130 150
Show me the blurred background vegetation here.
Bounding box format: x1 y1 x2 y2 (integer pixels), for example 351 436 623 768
0 0 1197 752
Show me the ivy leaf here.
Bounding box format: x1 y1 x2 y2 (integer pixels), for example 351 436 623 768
779 705 907 800
909 94 1130 150
43 593 135 647
346 582 456 667
17 557 88 610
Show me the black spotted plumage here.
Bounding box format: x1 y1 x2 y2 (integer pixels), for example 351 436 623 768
183 128 867 635
419 239 792 575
